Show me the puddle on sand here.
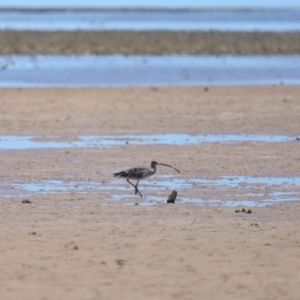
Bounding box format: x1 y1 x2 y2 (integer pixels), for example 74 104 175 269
12 180 102 195
130 175 300 190
0 134 296 150
3 175 299 207
112 193 299 207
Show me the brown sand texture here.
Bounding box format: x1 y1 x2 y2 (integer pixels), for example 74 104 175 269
0 86 300 300
1 31 300 55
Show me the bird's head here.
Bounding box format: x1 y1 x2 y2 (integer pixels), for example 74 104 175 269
150 161 180 173
151 161 158 168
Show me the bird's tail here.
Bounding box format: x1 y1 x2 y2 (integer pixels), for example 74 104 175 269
113 171 127 178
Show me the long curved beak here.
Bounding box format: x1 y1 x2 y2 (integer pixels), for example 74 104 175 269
157 163 180 173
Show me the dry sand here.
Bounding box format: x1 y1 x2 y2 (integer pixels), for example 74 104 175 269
0 86 300 300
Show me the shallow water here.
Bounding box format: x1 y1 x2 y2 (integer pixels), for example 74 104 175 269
12 180 101 194
150 175 300 189
122 195 300 207
1 55 300 87
0 134 296 150
1 0 299 9
5 175 300 207
1 9 300 32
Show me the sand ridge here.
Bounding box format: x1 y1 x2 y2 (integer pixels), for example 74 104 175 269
1 31 300 55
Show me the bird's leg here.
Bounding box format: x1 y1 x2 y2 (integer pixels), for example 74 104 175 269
135 180 143 197
134 180 139 194
127 179 143 197
127 179 136 190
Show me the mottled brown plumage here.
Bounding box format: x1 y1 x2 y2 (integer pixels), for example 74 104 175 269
113 161 180 197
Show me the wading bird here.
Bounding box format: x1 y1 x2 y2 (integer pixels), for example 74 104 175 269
113 161 180 197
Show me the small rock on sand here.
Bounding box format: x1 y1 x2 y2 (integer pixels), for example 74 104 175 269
22 199 31 204
167 190 177 203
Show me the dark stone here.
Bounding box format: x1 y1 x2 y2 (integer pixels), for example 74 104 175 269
116 259 126 266
22 199 31 204
167 190 177 203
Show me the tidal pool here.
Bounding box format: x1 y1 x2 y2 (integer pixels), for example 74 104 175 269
4 175 299 207
0 134 296 150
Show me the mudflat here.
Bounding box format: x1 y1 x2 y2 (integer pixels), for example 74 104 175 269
0 86 300 300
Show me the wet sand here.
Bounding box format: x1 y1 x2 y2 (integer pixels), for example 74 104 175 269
0 86 300 300
1 31 300 55
1 86 299 136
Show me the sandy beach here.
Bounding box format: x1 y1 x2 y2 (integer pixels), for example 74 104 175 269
0 86 300 299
